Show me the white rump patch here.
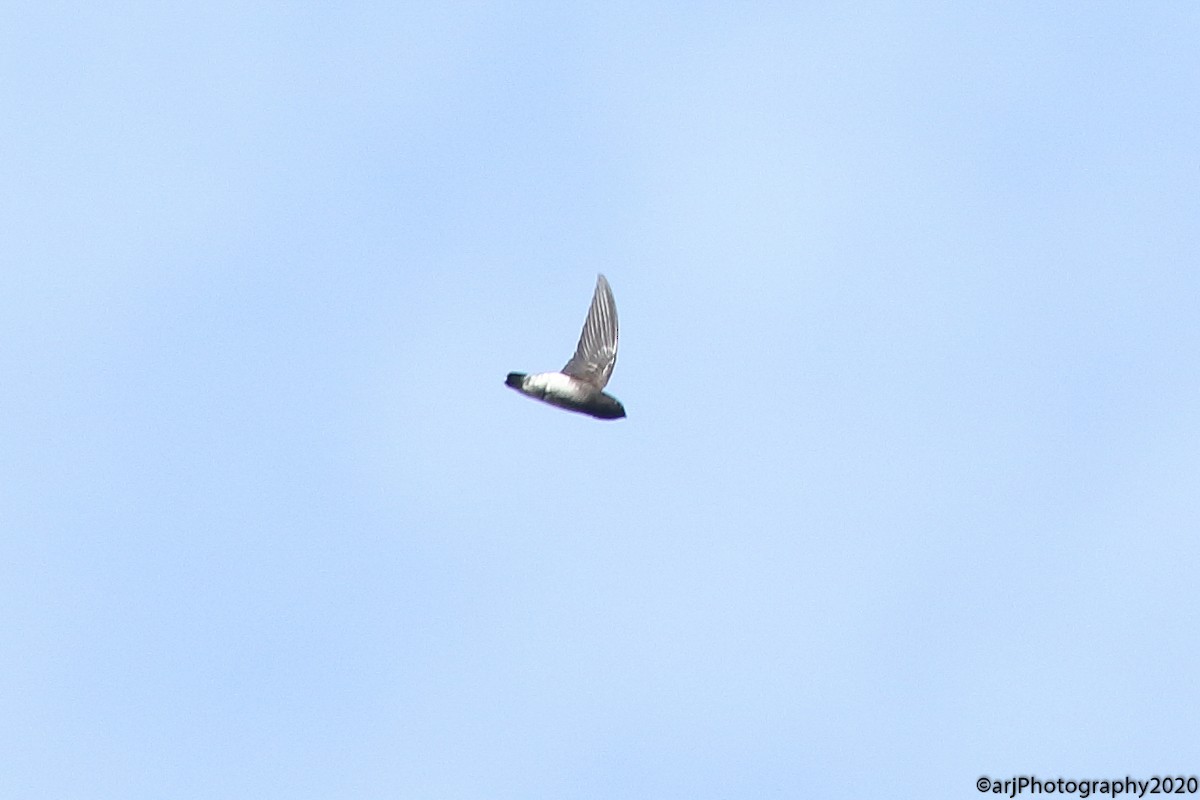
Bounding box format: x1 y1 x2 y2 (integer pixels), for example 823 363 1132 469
524 372 591 401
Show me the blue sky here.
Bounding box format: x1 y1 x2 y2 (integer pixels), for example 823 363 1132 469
3 3 1199 798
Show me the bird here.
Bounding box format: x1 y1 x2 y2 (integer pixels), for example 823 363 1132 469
505 274 626 420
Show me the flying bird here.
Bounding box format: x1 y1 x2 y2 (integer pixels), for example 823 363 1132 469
505 274 626 420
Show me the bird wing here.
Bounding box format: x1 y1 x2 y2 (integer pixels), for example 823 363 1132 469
562 274 619 389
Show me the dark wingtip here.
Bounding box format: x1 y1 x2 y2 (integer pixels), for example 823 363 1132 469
505 372 526 389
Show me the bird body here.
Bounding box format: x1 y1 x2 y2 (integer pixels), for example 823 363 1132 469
505 275 626 420
505 371 626 419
